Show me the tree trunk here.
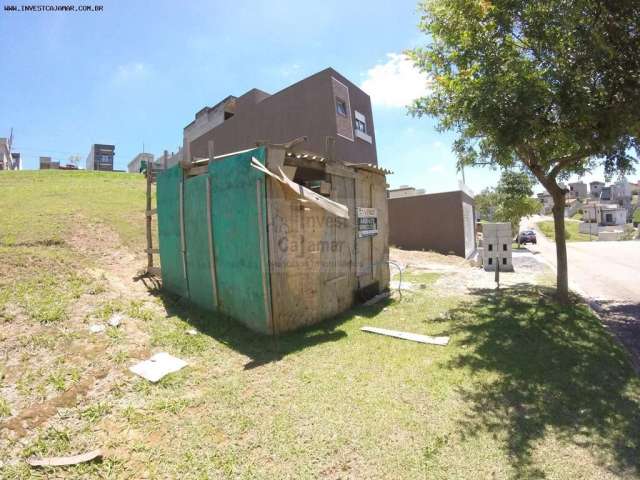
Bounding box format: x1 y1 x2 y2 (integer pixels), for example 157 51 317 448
551 194 569 303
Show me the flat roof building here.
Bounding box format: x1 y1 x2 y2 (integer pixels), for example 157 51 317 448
39 156 59 169
183 68 377 167
127 152 155 173
86 144 115 171
388 189 476 258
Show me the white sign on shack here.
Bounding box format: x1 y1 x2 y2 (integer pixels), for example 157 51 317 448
357 207 378 238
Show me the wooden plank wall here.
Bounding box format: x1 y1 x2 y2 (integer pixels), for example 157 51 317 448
354 170 390 292
266 162 388 333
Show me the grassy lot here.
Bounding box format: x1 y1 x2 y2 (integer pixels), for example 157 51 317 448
537 219 593 242
1 170 639 479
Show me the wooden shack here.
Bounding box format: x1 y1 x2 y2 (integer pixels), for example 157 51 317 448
155 143 390 334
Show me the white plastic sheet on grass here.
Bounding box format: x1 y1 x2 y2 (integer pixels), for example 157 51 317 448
129 352 187 382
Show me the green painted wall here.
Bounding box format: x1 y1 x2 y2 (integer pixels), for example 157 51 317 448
209 147 271 333
184 174 217 311
157 165 188 297
156 148 271 334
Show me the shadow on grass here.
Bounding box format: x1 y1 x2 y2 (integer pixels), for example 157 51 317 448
595 300 640 375
446 283 640 478
140 277 391 370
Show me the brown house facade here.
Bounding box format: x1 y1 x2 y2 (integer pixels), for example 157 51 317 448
388 190 476 258
184 68 377 166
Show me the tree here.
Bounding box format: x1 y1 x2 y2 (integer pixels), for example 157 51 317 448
475 170 540 236
409 0 640 302
496 170 541 237
474 187 499 221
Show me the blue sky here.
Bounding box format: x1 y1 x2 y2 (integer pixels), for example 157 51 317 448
0 0 554 193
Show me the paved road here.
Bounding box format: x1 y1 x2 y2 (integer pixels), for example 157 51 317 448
523 216 640 302
522 215 640 371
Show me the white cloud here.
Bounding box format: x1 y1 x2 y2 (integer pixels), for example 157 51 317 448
361 53 432 108
430 164 445 173
112 62 150 85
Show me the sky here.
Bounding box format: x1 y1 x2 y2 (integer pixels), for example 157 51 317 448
0 0 629 194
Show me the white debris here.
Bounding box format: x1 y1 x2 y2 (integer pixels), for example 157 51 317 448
129 352 187 383
28 449 103 467
186 329 198 335
108 313 123 327
89 324 105 334
361 326 449 346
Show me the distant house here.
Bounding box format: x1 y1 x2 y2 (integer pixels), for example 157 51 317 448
590 180 605 198
39 156 59 169
599 186 612 202
86 144 115 171
388 189 476 258
0 138 19 170
127 152 155 173
537 192 553 215
568 181 588 199
582 203 627 226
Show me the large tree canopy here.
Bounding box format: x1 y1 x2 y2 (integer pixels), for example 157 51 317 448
409 0 640 301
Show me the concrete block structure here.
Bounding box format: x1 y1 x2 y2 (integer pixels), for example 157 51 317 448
481 223 513 271
388 190 476 258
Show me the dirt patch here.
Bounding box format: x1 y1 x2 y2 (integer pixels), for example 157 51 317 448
390 247 469 269
2 367 109 438
1 220 161 459
391 247 552 295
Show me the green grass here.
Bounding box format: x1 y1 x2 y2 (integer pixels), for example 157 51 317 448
537 219 593 242
1 170 639 478
634 207 640 223
0 170 148 325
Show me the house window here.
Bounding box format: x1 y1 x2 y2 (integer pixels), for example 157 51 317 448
502 258 507 265
355 118 366 133
488 258 493 265
605 213 613 223
336 98 347 116
503 244 507 251
488 244 493 251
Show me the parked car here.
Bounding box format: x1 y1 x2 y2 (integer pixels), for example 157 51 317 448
518 230 537 245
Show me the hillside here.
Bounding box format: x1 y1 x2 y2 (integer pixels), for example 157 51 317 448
1 171 639 479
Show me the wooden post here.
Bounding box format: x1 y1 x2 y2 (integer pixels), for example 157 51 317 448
179 178 189 298
145 166 153 272
207 140 214 163
206 176 218 307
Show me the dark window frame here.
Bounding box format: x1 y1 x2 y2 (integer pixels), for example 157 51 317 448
336 98 347 117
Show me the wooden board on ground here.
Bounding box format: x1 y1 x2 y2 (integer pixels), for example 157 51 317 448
28 449 103 467
361 326 449 346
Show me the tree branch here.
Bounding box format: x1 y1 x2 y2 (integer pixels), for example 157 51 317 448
548 149 594 177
